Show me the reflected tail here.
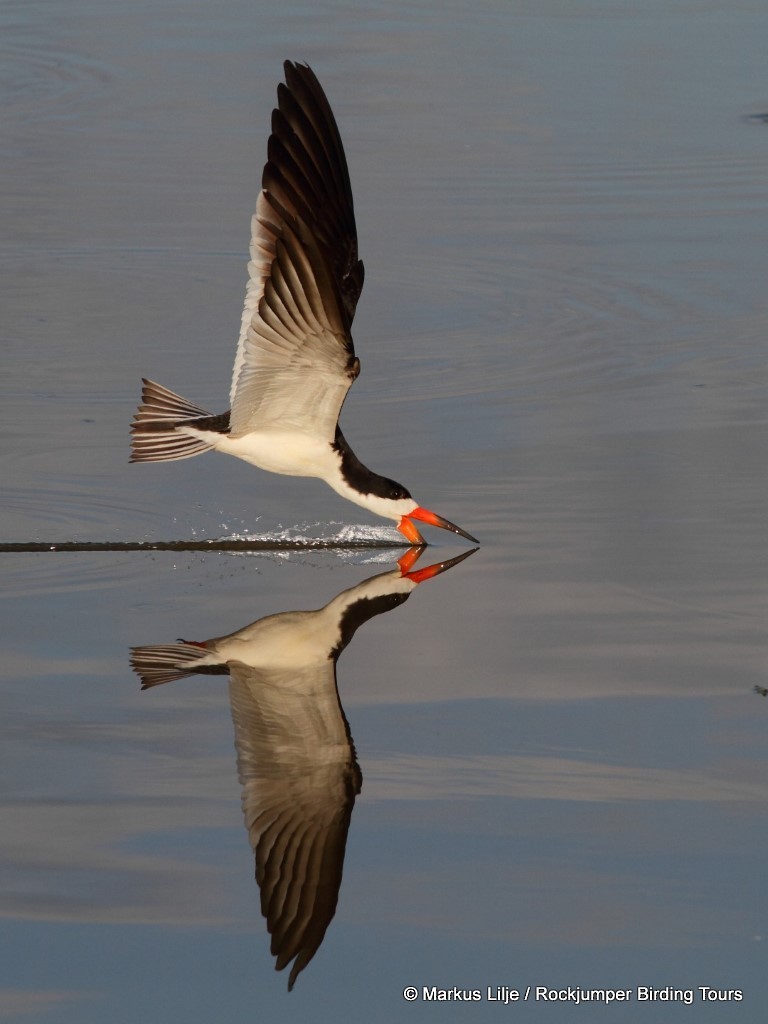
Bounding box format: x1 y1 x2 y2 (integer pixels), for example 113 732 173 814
130 642 227 688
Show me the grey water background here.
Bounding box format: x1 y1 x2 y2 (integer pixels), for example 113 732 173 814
2 0 767 1020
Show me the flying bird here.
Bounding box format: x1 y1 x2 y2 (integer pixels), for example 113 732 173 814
130 61 477 547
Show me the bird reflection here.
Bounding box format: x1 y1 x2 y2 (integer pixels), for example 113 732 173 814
130 546 475 989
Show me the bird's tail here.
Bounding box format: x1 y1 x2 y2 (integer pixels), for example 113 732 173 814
130 378 218 463
130 641 226 689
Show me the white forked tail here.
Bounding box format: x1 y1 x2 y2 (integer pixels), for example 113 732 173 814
130 378 217 463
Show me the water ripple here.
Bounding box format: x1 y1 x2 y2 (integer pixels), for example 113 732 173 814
0 1 116 129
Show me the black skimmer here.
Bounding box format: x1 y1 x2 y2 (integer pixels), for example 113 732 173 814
130 61 478 547
130 548 474 988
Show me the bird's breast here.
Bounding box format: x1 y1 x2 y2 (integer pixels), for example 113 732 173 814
218 430 338 479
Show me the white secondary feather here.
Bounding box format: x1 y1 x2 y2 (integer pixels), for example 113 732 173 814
228 198 356 441
230 192 280 408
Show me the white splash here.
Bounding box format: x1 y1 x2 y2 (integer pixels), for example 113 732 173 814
222 520 402 546
217 521 404 564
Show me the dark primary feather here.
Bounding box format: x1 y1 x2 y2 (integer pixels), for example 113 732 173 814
264 61 365 325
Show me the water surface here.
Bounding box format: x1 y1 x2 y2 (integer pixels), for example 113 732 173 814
2 0 767 1021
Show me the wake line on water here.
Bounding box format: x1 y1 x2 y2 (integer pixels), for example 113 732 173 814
0 540 405 552
0 524 408 554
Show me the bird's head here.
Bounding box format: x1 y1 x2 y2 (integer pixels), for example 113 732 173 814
330 434 478 545
358 480 478 546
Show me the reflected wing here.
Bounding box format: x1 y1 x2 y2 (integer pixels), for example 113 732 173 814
229 62 364 439
229 662 361 990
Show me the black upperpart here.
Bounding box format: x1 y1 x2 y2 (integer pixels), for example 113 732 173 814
179 410 231 434
268 61 366 327
331 426 412 501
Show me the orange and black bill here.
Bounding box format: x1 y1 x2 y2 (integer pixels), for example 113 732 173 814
399 546 478 582
400 506 479 545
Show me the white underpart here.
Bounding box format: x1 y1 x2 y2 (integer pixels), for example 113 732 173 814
177 422 419 523
208 568 418 672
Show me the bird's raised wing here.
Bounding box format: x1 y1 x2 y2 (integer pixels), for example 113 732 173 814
229 62 365 440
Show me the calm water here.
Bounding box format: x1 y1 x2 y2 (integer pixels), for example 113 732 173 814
2 0 767 1020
